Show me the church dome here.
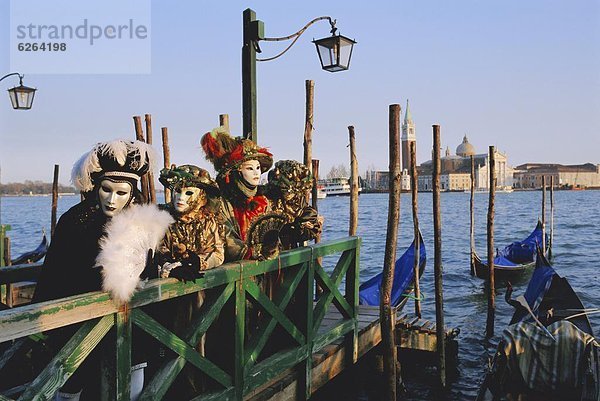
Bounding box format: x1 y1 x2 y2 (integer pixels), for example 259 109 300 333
456 135 475 157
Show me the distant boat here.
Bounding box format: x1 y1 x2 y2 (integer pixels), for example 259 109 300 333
309 185 327 200
319 177 362 197
471 220 549 280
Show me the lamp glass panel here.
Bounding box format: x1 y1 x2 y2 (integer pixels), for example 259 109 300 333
8 89 18 109
338 37 355 69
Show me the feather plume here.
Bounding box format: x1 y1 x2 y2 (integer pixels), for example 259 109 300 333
71 146 101 192
201 131 226 161
229 146 245 163
128 140 157 173
97 140 129 166
201 127 238 166
97 204 174 304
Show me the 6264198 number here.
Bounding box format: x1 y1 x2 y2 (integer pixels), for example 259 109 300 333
17 43 66 51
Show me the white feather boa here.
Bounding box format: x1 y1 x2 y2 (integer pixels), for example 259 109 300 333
97 204 174 304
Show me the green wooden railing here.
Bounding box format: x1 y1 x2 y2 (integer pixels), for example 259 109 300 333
0 236 360 401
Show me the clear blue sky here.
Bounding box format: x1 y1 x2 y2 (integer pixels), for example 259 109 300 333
1 0 599 184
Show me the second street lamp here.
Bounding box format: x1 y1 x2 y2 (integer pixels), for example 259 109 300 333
242 8 356 143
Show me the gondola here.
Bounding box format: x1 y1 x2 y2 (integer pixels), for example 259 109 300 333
10 230 48 265
476 250 600 400
471 220 548 280
358 232 426 309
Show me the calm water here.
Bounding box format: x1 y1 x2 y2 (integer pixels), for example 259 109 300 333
1 190 599 400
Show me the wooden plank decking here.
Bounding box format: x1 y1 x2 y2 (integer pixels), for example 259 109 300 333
247 306 459 401
247 305 381 401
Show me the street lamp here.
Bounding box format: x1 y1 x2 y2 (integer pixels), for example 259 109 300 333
242 9 356 143
0 72 37 267
0 72 37 110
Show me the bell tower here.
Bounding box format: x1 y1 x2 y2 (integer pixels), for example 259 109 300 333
401 99 416 173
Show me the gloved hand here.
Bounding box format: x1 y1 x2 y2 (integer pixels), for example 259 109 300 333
295 206 321 240
168 252 203 283
168 265 203 283
140 249 159 280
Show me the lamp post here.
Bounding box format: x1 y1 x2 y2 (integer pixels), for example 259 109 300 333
0 72 37 110
0 72 36 266
242 8 356 143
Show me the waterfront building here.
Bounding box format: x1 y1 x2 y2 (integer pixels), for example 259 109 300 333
513 163 600 189
417 136 514 191
364 170 389 191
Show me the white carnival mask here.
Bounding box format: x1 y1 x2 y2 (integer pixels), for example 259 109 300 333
98 179 133 217
173 186 206 214
239 159 262 187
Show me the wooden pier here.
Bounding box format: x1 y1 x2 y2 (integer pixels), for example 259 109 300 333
0 236 458 400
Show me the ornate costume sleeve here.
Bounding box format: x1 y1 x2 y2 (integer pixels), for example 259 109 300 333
202 219 225 269
220 199 248 262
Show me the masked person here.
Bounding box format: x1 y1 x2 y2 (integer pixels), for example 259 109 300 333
266 160 322 249
156 164 224 277
147 165 225 397
32 139 159 401
263 160 323 352
201 127 273 261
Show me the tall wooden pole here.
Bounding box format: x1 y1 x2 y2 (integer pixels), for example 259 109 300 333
349 126 359 236
311 159 320 212
219 114 230 133
133 116 150 203
145 114 157 204
470 155 475 275
304 80 315 204
161 127 171 205
51 164 59 237
4 236 11 307
486 146 496 338
549 176 554 258
409 141 421 318
432 124 446 387
242 8 259 143
542 176 546 255
381 104 401 400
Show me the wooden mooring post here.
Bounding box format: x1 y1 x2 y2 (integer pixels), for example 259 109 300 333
303 80 314 169
381 104 402 400
486 146 496 338
304 80 315 205
3 234 12 307
311 159 320 211
144 114 157 204
409 141 421 318
470 155 475 275
432 124 446 387
161 127 171 205
219 113 230 133
542 175 546 254
349 126 359 236
133 116 150 203
51 164 59 237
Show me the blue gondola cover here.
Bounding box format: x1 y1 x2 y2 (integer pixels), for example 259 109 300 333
359 235 426 307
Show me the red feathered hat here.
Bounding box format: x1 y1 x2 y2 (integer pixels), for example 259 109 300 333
201 127 273 177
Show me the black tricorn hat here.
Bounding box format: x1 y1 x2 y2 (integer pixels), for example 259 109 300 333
72 140 156 192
